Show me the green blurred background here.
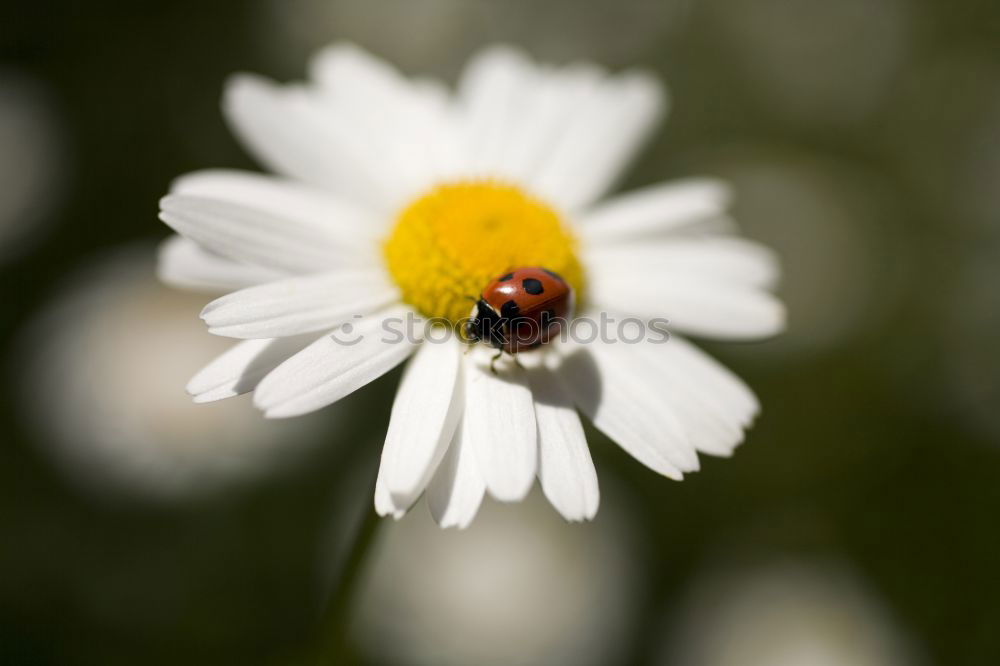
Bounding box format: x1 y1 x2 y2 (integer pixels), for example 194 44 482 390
2 0 999 664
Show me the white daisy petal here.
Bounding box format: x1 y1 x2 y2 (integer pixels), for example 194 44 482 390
186 334 317 403
662 335 760 429
459 46 630 195
374 470 393 515
457 46 665 211
464 354 537 502
457 44 538 177
528 365 599 522
379 335 463 511
170 169 382 251
253 305 420 418
310 44 459 201
374 462 406 520
581 333 754 458
634 339 756 456
427 415 487 529
576 179 733 241
531 71 666 212
500 65 605 187
157 235 282 293
200 270 398 339
159 194 351 274
310 42 416 104
584 236 780 290
556 341 698 479
222 74 388 207
588 274 785 340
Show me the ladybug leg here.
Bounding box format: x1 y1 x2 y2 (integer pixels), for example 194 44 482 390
489 350 503 375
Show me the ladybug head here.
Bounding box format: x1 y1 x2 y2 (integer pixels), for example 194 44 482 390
462 318 480 345
463 299 504 350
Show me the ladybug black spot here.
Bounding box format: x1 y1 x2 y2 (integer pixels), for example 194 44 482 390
500 300 520 318
498 272 514 282
540 309 556 327
542 269 563 281
522 278 544 295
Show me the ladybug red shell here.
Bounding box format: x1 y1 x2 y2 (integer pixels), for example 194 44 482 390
464 267 575 354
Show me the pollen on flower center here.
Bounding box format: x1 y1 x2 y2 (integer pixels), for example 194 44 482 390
383 181 584 323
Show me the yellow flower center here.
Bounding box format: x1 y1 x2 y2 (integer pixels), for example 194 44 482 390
384 181 584 323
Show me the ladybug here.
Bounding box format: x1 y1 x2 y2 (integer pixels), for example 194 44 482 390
464 267 575 359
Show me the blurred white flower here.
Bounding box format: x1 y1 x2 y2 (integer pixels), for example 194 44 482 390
661 560 924 666
17 246 329 500
0 69 68 263
158 44 784 526
353 487 642 666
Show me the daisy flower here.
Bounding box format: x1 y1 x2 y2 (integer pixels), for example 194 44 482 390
158 44 784 527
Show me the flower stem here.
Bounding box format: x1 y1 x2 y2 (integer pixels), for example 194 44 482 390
313 501 382 664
